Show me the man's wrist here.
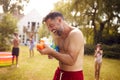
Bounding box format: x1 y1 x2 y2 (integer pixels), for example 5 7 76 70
50 49 58 56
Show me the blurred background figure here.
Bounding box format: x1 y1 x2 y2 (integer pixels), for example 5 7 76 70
94 43 103 80
29 34 35 57
12 32 20 67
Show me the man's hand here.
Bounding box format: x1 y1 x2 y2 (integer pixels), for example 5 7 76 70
37 44 54 55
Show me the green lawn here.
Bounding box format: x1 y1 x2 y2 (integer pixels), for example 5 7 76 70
0 46 120 80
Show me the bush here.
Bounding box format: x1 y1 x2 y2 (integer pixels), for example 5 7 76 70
0 13 17 51
84 44 120 59
84 44 94 55
0 34 11 51
103 51 120 59
102 44 120 59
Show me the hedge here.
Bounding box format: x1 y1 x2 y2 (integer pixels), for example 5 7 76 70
84 44 120 59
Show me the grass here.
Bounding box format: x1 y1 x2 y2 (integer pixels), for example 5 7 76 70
0 46 120 80
84 55 120 80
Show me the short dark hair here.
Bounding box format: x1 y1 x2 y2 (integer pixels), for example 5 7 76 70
96 43 102 50
42 12 64 23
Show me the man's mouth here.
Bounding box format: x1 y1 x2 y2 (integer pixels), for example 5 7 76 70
52 29 57 34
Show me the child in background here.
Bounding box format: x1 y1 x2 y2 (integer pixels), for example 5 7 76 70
12 32 20 67
29 34 35 57
94 43 103 80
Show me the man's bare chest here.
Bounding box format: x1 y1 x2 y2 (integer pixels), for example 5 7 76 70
57 38 69 51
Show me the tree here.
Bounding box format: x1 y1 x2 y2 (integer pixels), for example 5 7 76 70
0 0 29 13
54 0 120 45
38 24 50 39
0 13 17 51
53 0 73 23
85 0 120 44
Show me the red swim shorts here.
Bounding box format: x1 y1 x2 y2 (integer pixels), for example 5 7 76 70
53 67 84 80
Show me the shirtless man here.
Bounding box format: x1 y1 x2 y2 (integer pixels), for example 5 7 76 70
12 32 20 67
38 12 84 80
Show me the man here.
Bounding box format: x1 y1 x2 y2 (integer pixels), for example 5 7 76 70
38 12 84 80
12 32 20 67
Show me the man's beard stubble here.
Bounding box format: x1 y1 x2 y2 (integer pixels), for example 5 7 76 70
57 26 63 36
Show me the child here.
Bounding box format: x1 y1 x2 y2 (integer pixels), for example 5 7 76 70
94 43 103 80
29 34 35 57
12 32 20 67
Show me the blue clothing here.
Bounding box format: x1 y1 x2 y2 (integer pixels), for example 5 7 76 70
29 39 34 50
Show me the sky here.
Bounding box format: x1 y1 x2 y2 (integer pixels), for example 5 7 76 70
0 0 59 17
24 0 59 17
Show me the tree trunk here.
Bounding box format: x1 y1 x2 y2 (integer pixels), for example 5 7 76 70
93 20 97 45
92 6 97 45
97 22 105 43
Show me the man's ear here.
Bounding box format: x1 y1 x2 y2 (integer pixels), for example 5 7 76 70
57 17 62 23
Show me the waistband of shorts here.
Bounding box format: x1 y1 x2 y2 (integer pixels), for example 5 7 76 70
58 67 83 73
13 47 19 49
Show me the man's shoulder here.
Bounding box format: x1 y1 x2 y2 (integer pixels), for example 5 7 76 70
70 28 82 36
69 28 84 42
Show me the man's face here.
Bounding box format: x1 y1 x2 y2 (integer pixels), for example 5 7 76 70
46 18 63 36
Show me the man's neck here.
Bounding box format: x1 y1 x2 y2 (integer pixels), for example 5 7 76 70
61 25 72 39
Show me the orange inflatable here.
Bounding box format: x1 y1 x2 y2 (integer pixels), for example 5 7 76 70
0 52 13 66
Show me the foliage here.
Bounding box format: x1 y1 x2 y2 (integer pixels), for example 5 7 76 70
102 24 120 45
85 0 120 44
84 44 95 55
102 44 120 59
53 0 120 45
81 27 94 44
38 24 50 40
0 13 17 51
102 33 120 45
0 0 29 13
84 44 120 59
53 0 73 24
